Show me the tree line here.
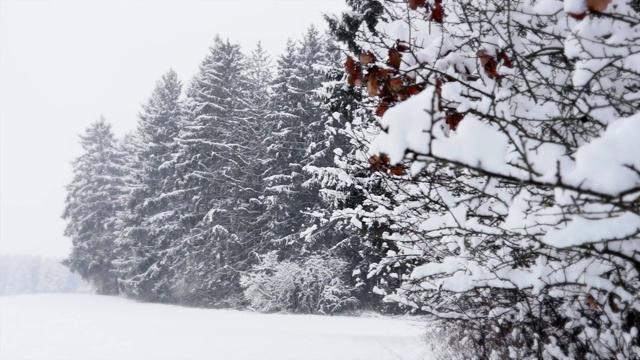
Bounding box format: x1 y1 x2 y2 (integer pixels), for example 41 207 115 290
0 255 90 296
63 27 389 314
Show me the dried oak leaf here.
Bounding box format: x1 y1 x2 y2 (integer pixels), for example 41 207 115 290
360 51 376 65
587 0 611 12
405 84 424 96
388 49 402 69
376 101 392 117
387 78 404 93
348 73 362 86
345 56 356 74
446 112 464 131
396 41 411 52
346 59 362 86
367 65 380 77
366 73 380 97
369 155 383 171
408 0 426 10
568 11 587 19
390 165 405 176
378 68 392 78
498 51 512 68
369 154 392 172
478 50 502 81
431 3 444 23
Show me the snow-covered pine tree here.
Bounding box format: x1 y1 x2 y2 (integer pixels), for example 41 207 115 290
245 42 273 107
63 117 125 295
261 38 302 248
169 36 254 307
240 27 372 314
114 70 183 302
225 41 276 256
263 26 334 258
304 30 402 311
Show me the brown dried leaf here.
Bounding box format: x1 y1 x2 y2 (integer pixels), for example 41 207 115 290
345 56 356 74
587 0 611 12
388 49 402 69
376 101 391 117
369 155 383 171
387 78 404 93
378 68 391 78
431 3 444 23
390 165 405 176
408 0 426 10
403 74 416 84
478 50 502 81
360 51 376 65
405 84 423 96
446 112 464 131
568 11 587 19
609 293 620 313
347 73 362 86
367 74 380 97
396 41 411 52
498 51 512 68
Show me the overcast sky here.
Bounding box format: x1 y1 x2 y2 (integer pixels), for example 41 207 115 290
0 0 347 258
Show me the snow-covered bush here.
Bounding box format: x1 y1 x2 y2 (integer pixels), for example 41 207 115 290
241 251 358 314
327 0 640 358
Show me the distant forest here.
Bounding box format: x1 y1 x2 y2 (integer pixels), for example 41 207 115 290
0 255 91 296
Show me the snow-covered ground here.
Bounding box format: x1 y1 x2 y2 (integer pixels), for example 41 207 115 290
0 294 433 360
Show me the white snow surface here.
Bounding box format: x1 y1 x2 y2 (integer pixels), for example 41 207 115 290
0 294 432 360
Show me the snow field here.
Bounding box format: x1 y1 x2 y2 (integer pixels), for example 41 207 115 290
0 294 433 360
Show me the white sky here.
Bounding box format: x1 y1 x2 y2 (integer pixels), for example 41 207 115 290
0 0 347 258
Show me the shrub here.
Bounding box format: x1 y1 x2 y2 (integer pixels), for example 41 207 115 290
241 251 358 314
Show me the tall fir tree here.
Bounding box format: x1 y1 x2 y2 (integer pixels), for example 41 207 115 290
114 70 183 302
263 26 334 258
169 36 253 307
226 42 276 256
63 117 125 295
305 34 403 311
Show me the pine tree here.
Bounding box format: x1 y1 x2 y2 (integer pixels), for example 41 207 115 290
114 70 183 302
304 34 397 311
169 36 253 307
62 117 125 295
226 41 276 256
263 26 334 257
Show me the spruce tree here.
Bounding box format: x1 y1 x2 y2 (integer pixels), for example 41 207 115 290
114 70 183 302
226 42 276 256
62 117 125 295
169 36 252 307
264 27 333 257
302 35 392 310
